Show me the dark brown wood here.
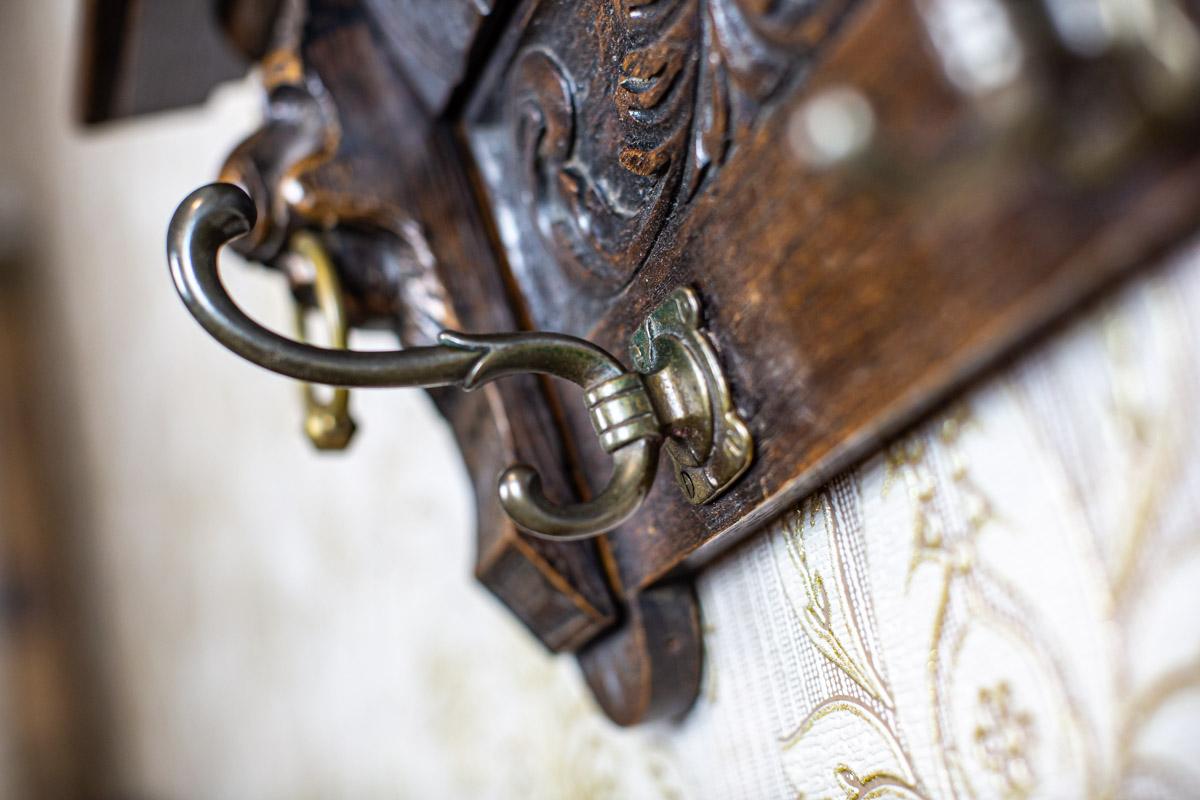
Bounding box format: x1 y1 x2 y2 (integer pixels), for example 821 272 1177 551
465 0 858 332
362 0 515 115
216 0 619 652
577 582 701 726
462 0 1200 594
77 0 251 124
106 0 1200 725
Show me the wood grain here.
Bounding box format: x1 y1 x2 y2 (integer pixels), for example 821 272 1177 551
362 0 514 114
218 0 621 652
144 0 1200 725
465 0 1200 598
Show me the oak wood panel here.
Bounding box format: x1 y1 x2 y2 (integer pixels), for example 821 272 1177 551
465 0 859 333
114 0 1200 725
312 6 621 652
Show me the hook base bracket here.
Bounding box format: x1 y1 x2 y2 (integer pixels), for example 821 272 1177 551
632 287 753 506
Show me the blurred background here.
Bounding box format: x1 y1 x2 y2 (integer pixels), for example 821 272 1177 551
0 3 685 797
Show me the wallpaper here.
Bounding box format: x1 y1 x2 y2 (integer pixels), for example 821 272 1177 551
653 240 1200 798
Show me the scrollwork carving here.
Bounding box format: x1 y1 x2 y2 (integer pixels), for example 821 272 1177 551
509 47 672 289
506 0 854 294
616 0 835 196
620 0 856 193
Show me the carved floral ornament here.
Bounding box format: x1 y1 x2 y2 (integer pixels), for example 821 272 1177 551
508 0 855 290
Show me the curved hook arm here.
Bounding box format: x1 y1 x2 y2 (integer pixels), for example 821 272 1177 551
166 182 661 539
168 183 481 388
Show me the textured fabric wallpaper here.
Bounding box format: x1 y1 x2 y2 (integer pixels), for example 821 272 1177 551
662 238 1200 798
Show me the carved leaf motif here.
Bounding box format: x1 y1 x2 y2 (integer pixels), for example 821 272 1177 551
502 0 852 296
615 0 843 199
616 0 695 178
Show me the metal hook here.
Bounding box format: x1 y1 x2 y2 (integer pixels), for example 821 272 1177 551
289 230 357 451
167 182 661 539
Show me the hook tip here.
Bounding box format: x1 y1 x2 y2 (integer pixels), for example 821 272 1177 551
168 182 257 249
496 438 659 540
497 464 540 512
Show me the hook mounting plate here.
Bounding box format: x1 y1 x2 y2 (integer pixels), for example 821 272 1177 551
631 287 753 505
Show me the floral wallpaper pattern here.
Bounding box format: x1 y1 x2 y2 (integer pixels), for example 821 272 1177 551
651 240 1200 799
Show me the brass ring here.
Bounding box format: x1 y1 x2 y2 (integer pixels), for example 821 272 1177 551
290 230 357 450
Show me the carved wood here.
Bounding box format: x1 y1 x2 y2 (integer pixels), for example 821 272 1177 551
112 0 1200 725
464 0 1200 597
217 0 620 653
465 0 858 329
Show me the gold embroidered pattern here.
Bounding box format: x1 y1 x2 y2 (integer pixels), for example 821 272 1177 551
779 499 892 707
973 682 1036 799
770 263 1200 800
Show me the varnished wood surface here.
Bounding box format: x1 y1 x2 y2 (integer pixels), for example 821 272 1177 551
465 0 859 333
101 0 1200 724
363 0 514 115
217 0 620 652
463 0 1200 596
78 0 251 123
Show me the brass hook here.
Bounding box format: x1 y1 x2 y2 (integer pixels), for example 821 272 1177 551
166 183 661 539
289 231 357 451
